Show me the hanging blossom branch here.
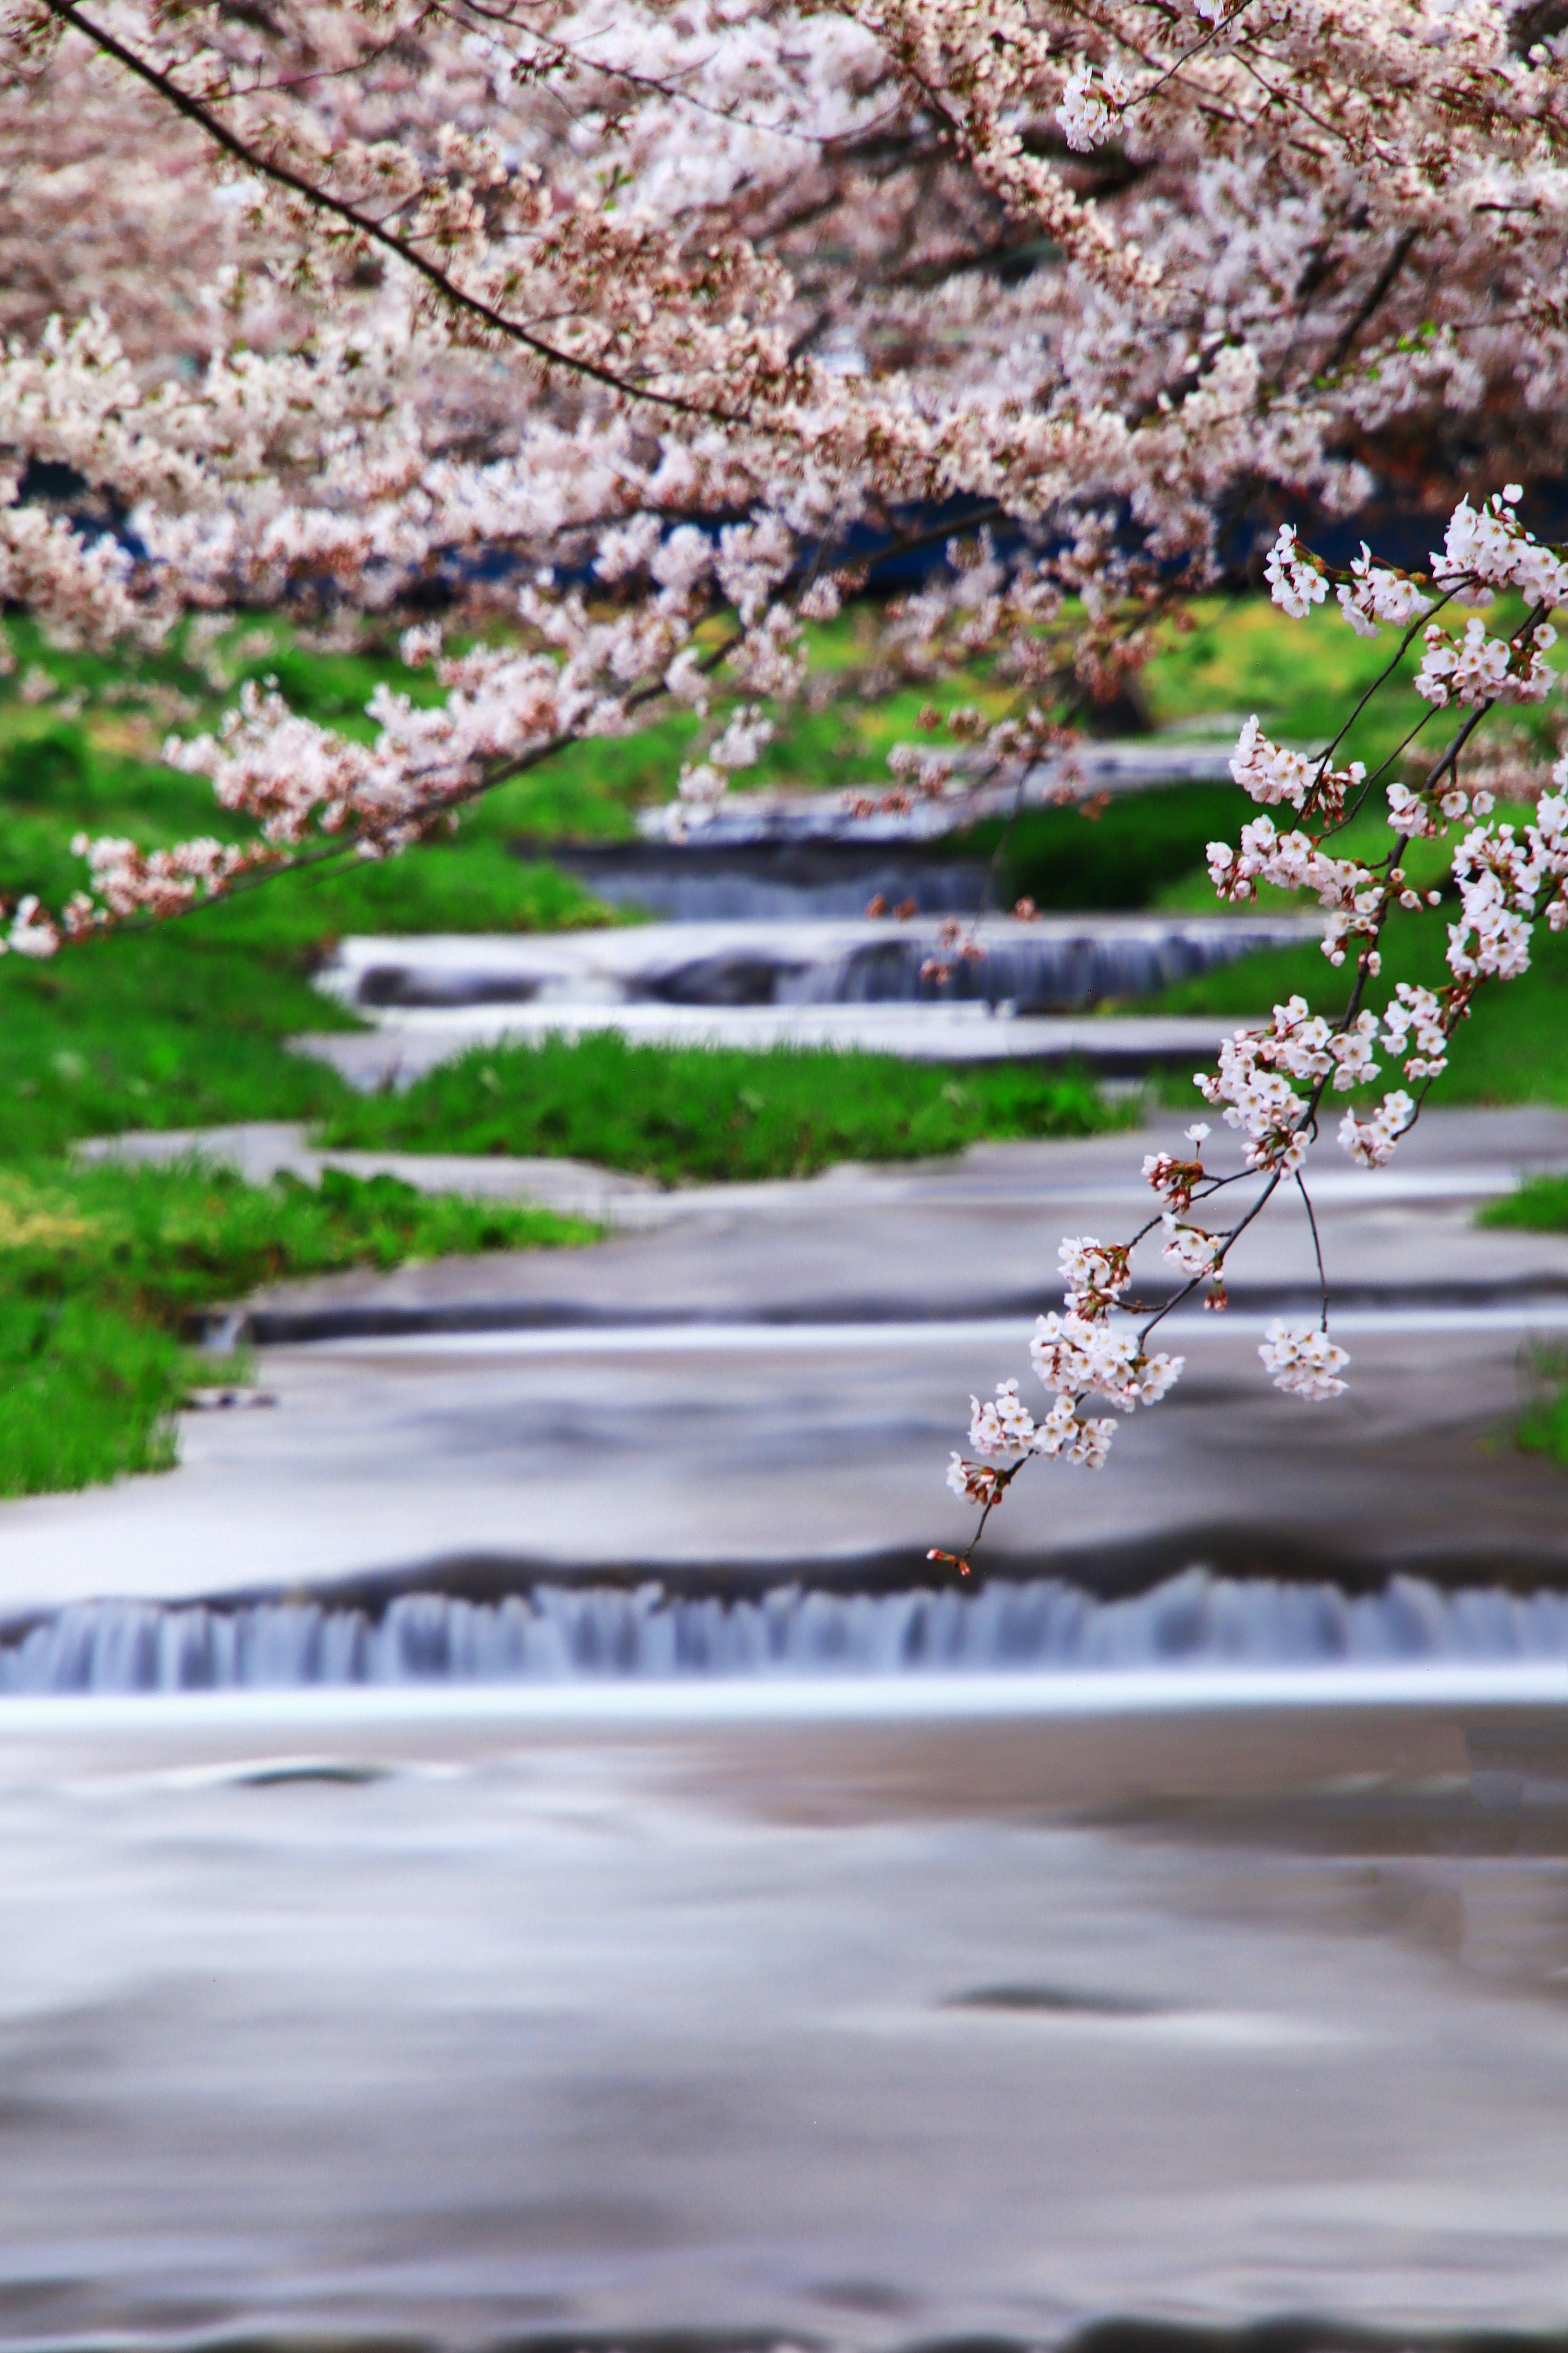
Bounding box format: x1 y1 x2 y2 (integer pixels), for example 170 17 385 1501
33 0 748 424
0 492 1074 950
0 548 813 950
937 486 1568 1571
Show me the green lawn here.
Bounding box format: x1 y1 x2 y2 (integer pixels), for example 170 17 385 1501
0 1156 593 1499
0 620 625 1497
1481 1175 1568 1232
317 1033 1127 1184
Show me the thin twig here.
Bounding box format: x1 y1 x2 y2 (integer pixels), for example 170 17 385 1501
1295 1167 1330 1332
1320 226 1419 378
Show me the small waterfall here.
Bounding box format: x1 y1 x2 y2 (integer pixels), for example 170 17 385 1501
771 931 1264 1009
345 921 1317 1017
4 1570 1568 1697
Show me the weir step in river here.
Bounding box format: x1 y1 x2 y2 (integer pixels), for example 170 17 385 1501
319 915 1321 1015
8 1570 1568 1695
296 916 1317 1082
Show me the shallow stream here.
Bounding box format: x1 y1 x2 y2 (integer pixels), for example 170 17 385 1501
8 1569 1568 1695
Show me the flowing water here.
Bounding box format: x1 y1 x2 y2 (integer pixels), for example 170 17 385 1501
7 1682 1568 2351
7 1569 1568 1696
331 915 1320 1015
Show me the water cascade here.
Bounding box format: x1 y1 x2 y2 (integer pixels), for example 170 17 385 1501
334 916 1322 1018
4 1570 1568 1696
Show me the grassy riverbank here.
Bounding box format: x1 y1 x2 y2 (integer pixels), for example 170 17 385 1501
316 1034 1126 1184
1482 1174 1568 1232
0 588 1518 1160
0 619 629 1497
1509 1345 1568 1468
0 1158 593 1499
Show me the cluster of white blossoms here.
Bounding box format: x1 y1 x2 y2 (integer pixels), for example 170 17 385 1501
2 893 60 957
1160 1215 1221 1278
1056 58 1134 155
1190 999 1382 1169
1452 877 1530 982
966 1379 1040 1455
1029 1309 1184 1414
1334 545 1433 639
1263 527 1330 622
1228 717 1321 812
62 832 250 930
945 1230 1182 1504
1207 814 1374 912
1430 491 1568 611
1267 527 1438 643
1228 717 1365 823
1380 983 1450 1080
1337 1089 1417 1169
1258 1320 1352 1402
1415 616 1558 710
956 1378 1120 1476
1057 1235 1132 1315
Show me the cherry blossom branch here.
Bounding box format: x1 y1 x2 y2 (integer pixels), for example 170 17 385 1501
37 0 737 422
941 486 1567 1561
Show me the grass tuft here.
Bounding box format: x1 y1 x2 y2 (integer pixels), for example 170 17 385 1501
317 1033 1128 1186
0 1294 184 1498
1479 1175 1568 1233
0 1158 594 1500
1513 1343 1568 1468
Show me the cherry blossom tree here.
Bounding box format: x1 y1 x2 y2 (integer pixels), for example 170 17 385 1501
0 0 1563 1506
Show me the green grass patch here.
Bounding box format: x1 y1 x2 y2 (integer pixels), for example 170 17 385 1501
318 1033 1127 1185
0 1157 594 1500
0 1294 184 1495
1512 1344 1568 1468
1479 1175 1568 1234
0 620 619 1159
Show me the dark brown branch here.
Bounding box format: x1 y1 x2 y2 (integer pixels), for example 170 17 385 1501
40 0 735 425
1321 226 1419 377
